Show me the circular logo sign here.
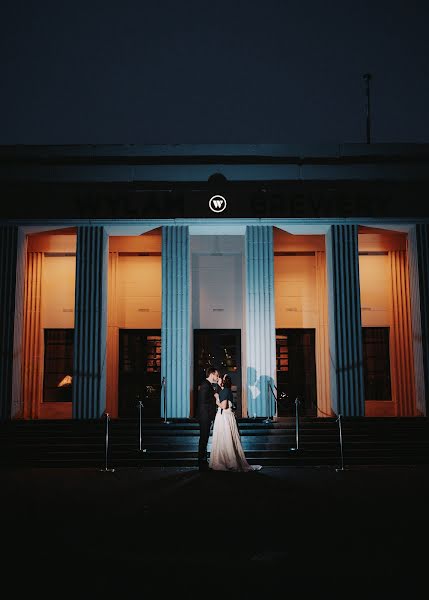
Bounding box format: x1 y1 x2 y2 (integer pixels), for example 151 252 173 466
209 195 227 213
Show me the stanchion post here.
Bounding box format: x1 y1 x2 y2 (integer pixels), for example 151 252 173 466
290 397 300 452
335 413 347 471
136 398 147 453
162 376 171 424
263 383 275 424
100 413 115 472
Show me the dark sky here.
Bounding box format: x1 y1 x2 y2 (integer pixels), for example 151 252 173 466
1 0 428 145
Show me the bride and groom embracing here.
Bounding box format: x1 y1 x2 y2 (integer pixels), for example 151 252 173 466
197 366 262 472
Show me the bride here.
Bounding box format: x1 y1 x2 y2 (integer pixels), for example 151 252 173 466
209 374 262 472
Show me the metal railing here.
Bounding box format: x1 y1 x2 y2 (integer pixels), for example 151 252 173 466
308 396 346 469
263 383 277 423
99 383 347 471
267 384 302 452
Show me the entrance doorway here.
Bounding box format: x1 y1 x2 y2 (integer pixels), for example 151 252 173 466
118 329 161 418
276 329 317 417
193 329 242 417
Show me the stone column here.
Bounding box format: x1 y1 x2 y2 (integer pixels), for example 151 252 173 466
408 224 429 416
0 226 26 420
245 225 276 417
326 225 365 416
315 251 332 417
389 250 416 415
23 252 43 419
106 251 119 417
72 226 108 419
161 225 190 418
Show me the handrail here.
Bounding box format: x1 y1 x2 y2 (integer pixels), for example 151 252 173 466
266 382 288 420
308 394 335 418
273 389 346 468
263 383 278 423
266 384 301 452
303 395 347 469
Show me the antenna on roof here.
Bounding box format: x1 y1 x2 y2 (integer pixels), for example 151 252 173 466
363 73 372 144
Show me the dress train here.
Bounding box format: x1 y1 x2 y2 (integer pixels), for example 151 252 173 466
209 405 262 472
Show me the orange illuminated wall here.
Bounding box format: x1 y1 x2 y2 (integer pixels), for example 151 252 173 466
107 230 162 416
358 227 416 416
23 230 76 419
273 228 331 417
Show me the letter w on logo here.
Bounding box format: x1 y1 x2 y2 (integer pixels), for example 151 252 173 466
212 199 224 208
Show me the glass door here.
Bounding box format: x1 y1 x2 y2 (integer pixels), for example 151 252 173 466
193 329 242 417
276 329 317 417
118 329 161 418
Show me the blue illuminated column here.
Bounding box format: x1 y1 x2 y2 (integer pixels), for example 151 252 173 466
245 225 276 417
161 225 190 418
408 224 429 416
0 226 26 420
72 226 108 419
326 224 365 416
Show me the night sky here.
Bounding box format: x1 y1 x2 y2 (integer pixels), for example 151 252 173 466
1 0 428 145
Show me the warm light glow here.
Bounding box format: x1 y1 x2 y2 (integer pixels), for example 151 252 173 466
58 375 72 387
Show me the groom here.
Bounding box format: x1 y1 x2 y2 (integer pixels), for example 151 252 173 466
197 366 219 471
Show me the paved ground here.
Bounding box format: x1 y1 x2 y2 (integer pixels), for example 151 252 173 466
2 464 429 594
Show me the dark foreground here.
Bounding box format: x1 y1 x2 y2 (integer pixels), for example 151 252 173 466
2 465 429 594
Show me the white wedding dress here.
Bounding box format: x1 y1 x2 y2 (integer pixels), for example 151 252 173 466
209 401 262 472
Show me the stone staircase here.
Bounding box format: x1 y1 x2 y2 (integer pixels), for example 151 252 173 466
1 416 429 468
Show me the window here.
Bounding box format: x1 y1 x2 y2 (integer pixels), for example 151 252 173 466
43 329 74 402
362 327 392 401
146 336 161 373
276 334 289 372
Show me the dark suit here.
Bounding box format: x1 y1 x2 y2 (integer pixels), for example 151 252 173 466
197 379 217 466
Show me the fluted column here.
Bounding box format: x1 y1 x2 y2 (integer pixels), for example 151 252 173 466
161 225 190 418
106 251 119 417
72 226 108 419
0 226 26 420
315 251 332 417
23 252 43 419
389 251 416 415
326 225 364 416
245 225 276 417
408 225 429 415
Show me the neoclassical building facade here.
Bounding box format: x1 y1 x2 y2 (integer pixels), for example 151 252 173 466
0 143 428 421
